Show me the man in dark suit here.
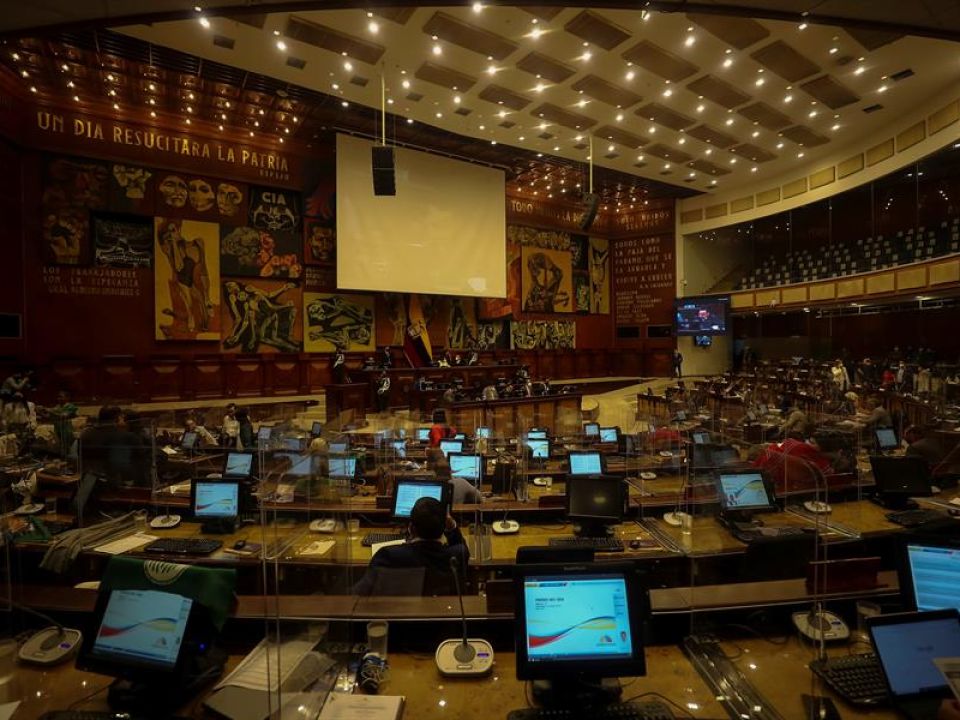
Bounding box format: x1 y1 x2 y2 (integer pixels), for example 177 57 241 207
354 497 469 596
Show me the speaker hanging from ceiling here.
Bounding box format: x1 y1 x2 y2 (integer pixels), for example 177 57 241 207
371 145 396 196
579 137 598 230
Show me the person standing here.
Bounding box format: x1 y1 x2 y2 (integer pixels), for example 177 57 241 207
673 349 684 378
222 403 240 448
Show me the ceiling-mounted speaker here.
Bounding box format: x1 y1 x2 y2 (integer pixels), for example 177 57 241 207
371 145 396 196
579 192 599 231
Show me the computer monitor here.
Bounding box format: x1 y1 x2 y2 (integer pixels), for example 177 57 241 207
692 431 710 445
568 451 603 477
449 453 482 483
875 427 899 451
453 432 467 441
439 439 464 457
257 426 272 442
328 441 349 454
710 447 740 467
390 440 406 458
476 426 491 439
513 563 647 696
281 437 304 452
416 427 431 442
181 431 198 451
900 541 960 612
675 411 687 422
526 438 550 460
328 455 358 480
311 421 322 437
222 452 253 479
716 471 775 515
191 480 240 520
566 476 625 537
583 422 600 439
691 444 712 469
869 455 933 508
527 430 548 440
278 452 313 478
392 479 449 519
598 427 619 443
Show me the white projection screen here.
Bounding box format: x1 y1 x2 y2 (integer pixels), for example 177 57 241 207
336 133 506 297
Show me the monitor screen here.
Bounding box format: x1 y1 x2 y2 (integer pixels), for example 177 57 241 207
439 439 464 457
717 472 773 512
675 411 687 422
223 452 253 478
583 422 600 438
527 438 550 460
328 441 349 454
193 481 239 518
568 451 603 477
278 452 313 478
692 431 709 445
453 432 467 441
871 613 960 697
876 427 898 450
567 476 624 524
598 427 619 443
674 296 730 336
691 444 712 468
181 431 198 450
416 427 431 442
391 440 406 458
526 430 548 440
257 426 272 442
694 335 713 347
711 447 740 467
449 453 482 482
89 589 193 671
476 426 491 439
393 480 446 518
311 421 322 437
282 437 303 452
870 456 932 498
905 543 960 612
329 455 357 479
514 564 646 681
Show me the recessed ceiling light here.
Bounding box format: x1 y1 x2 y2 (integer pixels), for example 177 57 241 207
148 98 156 105
19 69 27 78
453 95 461 104
878 84 888 93
535 83 545 93
723 58 733 68
149 82 156 91
198 16 210 28
554 146 559 151
66 79 73 87
797 151 805 158
185 118 191 125
472 2 483 12
519 136 525 141
725 117 734 126
276 39 287 51
332 83 339 90
402 79 411 89
854 66 866 76
575 135 582 141
60 63 69 71
678 137 686 144
648 125 656 133
577 99 587 108
608 144 615 152
225 101 231 108
809 110 818 118
487 65 497 75
112 102 119 109
186 105 193 113
751 130 759 138
497 110 506 118
625 70 635 81
751 166 757 173
344 61 353 71
696 104 705 113
831 123 841 131
829 47 838 54
616 113 624 122
705 148 713 155
664 162 671 169
729 158 737 164
368 21 379 34
150 110 157 118
637 154 645 161
684 35 695 47
776 142 784 149
755 77 765 87
249 131 254 137
491 140 497 145
783 94 793 103
273 29 281 35
72 94 79 102
798 22 808 30
407 118 414 124
531 27 542 40
662 87 672 97
106 73 114 81
342 101 349 107
432 44 442 55
436 112 443 118
582 50 592 61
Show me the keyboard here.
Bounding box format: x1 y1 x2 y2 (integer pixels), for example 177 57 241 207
730 526 806 542
885 509 943 527
508 700 674 720
361 532 405 547
548 536 625 552
143 538 223 556
810 653 888 706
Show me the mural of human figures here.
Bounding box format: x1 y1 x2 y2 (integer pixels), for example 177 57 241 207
589 237 610 314
521 247 573 313
382 293 408 346
303 293 376 352
447 297 478 349
154 218 221 341
510 320 576 350
222 280 302 353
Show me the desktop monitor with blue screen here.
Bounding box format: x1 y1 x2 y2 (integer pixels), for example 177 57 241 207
416 427 431 442
181 431 198 450
598 427 619 443
717 471 774 514
692 431 710 445
222 452 253 479
527 430 548 440
439 439 464 457
281 437 304 452
568 451 603 477
391 440 406 458
328 441 349 454
392 480 448 518
583 422 600 439
476 426 491 439
876 427 899 451
192 481 239 519
513 563 646 709
868 610 960 701
526 438 550 460
449 453 482 483
279 452 313 478
900 541 960 612
257 426 272 442
453 432 467 441
311 421 322 437
328 455 357 480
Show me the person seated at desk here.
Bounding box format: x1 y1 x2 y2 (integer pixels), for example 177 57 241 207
353 496 469 596
750 438 834 493
79 405 148 493
778 402 809 439
41 389 77 455
904 425 960 477
863 397 893 429
428 409 456 447
426 447 481 505
184 415 217 447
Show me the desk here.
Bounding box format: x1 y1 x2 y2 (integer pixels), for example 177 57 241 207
448 394 583 438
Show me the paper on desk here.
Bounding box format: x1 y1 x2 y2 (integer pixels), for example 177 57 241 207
215 638 317 692
935 658 960 701
94 532 158 554
298 540 335 557
370 539 405 557
318 693 404 720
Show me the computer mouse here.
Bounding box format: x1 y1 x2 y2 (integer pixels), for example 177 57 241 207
233 540 246 550
803 500 832 514
310 519 337 533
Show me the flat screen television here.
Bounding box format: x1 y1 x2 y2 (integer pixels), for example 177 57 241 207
675 296 729 336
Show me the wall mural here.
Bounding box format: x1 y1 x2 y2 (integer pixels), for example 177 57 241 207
222 280 301 353
154 218 221 341
42 208 87 265
588 237 610 314
521 246 573 313
220 226 302 279
249 187 301 233
447 297 478 349
155 173 247 222
93 214 152 268
510 320 576 350
304 217 335 265
109 164 155 215
303 293 375 352
41 156 110 265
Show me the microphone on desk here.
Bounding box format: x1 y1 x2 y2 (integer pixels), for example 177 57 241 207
434 555 494 677
15 602 82 666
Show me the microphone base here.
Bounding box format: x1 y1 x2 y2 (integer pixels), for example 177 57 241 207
18 626 82 665
792 610 850 643
435 638 494 677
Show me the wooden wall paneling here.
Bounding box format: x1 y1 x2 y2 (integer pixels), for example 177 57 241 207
96 356 137 404
304 356 332 393
555 351 575 379
265 355 301 396
648 349 673 377
228 355 265 397
515 402 535 431
191 355 226 399
46 358 94 403
145 356 184 402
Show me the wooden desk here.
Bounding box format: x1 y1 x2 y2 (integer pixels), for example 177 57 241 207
448 394 583 438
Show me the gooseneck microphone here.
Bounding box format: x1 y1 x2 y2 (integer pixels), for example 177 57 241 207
434 549 494 676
